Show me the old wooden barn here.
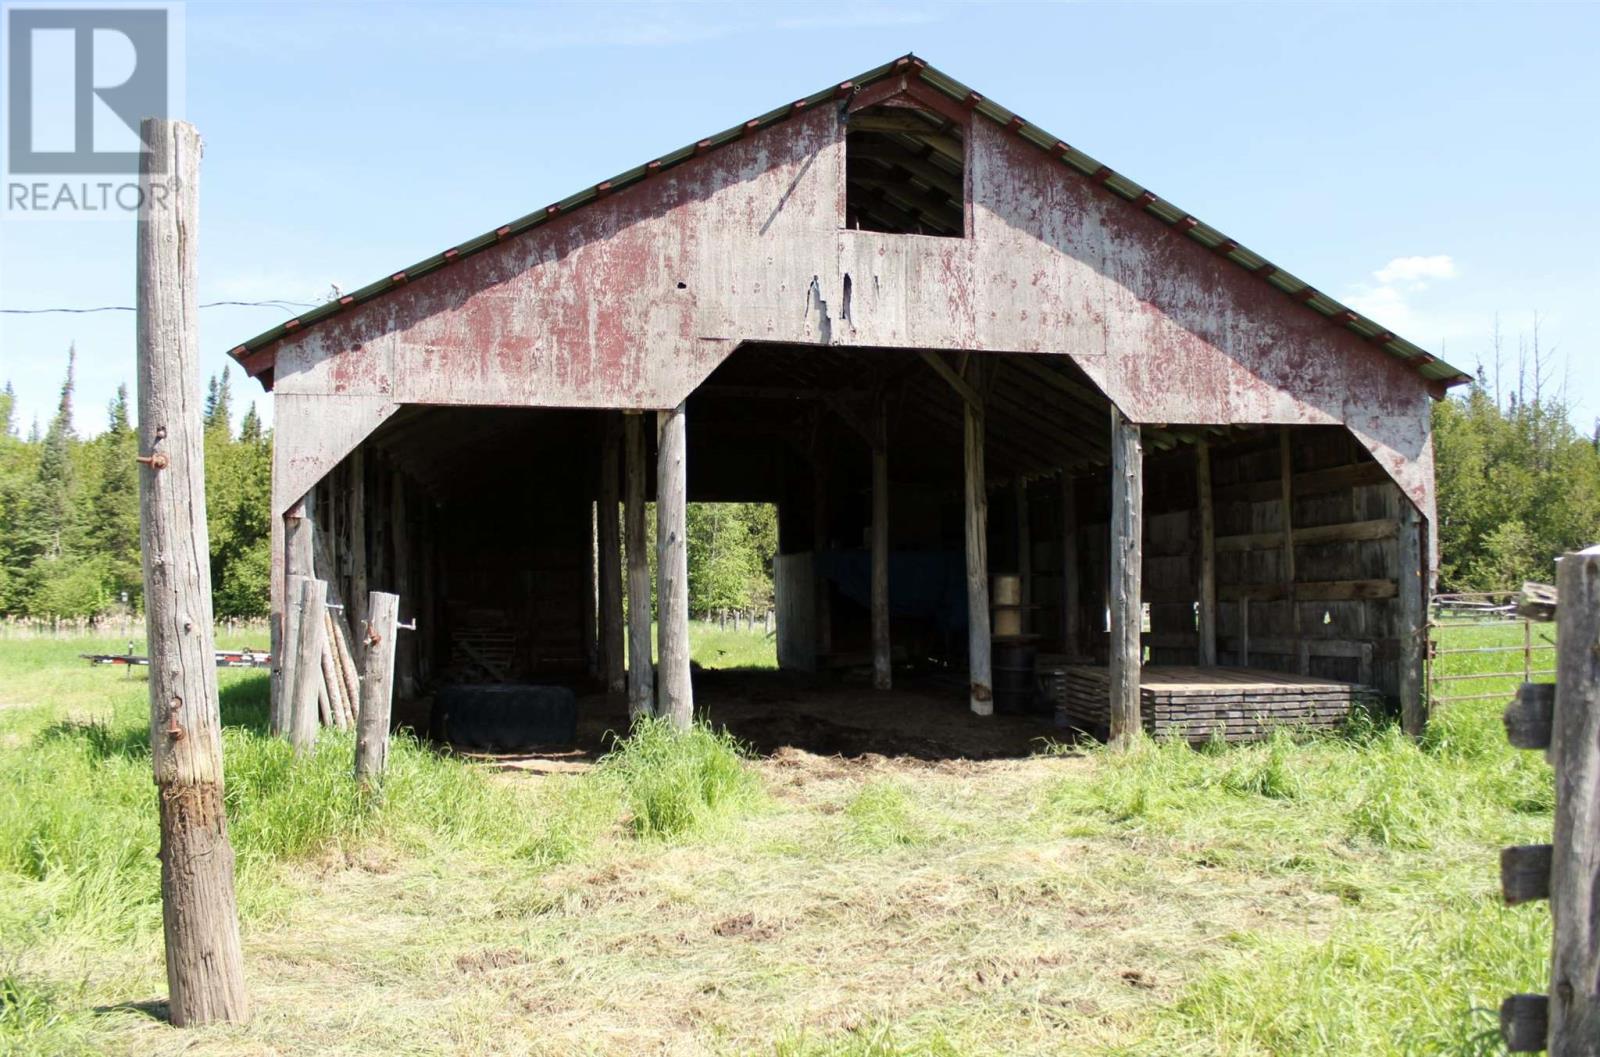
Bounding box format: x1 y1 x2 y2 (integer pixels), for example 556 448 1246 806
231 55 1470 751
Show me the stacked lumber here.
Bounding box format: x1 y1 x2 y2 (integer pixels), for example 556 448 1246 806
1049 664 1380 743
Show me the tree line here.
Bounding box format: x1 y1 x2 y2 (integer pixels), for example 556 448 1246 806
0 352 271 621
0 336 1594 623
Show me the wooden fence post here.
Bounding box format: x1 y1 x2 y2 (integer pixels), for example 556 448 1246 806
289 577 328 755
354 591 400 784
1501 550 1600 1054
136 116 248 1025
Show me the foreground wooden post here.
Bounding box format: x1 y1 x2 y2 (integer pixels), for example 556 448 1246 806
963 395 992 716
353 591 400 784
1107 406 1143 748
1548 546 1600 1053
624 413 654 720
136 116 248 1025
871 397 891 691
289 577 328 755
656 402 693 729
599 414 626 694
1196 440 1217 666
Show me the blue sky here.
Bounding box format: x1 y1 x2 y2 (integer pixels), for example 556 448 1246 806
2 0 1596 437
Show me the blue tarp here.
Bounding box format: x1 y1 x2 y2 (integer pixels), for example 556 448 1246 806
816 549 968 636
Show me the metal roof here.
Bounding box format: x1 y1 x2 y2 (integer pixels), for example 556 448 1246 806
230 54 1472 391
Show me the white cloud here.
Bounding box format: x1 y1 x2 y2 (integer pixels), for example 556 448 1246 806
1373 254 1457 286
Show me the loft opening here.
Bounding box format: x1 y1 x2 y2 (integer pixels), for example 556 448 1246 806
844 104 965 237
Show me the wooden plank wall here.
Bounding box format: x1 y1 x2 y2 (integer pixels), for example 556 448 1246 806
1028 427 1406 699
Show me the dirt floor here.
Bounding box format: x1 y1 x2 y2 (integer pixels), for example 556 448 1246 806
416 668 1063 773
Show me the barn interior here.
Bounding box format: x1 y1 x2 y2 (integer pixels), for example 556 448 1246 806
302 344 1413 759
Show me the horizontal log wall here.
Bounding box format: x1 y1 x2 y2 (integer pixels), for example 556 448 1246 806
1033 427 1406 699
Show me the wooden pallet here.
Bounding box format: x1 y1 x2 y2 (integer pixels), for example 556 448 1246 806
1044 663 1381 743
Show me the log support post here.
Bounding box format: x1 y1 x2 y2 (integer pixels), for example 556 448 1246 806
599 414 626 694
136 117 248 1024
656 402 693 729
871 396 891 691
347 448 367 639
1280 428 1303 673
289 577 328 754
276 495 314 737
1015 477 1031 635
624 413 654 720
1060 471 1079 658
812 418 833 665
1196 440 1217 666
354 591 400 785
964 393 992 715
1108 406 1143 748
1398 497 1426 736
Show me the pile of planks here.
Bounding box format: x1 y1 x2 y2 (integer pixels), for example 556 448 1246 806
1051 663 1381 743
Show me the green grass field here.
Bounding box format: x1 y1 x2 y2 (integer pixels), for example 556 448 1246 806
0 623 1553 1056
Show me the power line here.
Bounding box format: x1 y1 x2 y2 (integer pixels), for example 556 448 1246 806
1 298 319 315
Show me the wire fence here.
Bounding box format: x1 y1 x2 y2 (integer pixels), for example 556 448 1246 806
1427 590 1558 709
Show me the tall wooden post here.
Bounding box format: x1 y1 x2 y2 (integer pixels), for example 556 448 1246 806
136 116 248 1025
1015 477 1031 634
1547 545 1600 1053
1060 471 1080 658
964 398 992 716
353 591 400 785
1108 406 1143 748
1398 498 1427 736
624 413 654 720
871 398 891 690
599 414 626 694
1280 428 1304 673
391 470 415 699
812 422 833 664
1196 440 1217 666
289 577 327 755
656 402 693 729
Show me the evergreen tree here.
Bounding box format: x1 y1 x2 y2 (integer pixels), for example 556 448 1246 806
90 385 142 611
34 347 77 559
204 366 233 435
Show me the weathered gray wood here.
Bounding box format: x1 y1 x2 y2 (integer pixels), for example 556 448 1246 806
624 413 654 720
136 118 247 1026
289 577 328 755
1548 545 1600 1054
347 448 367 638
599 414 626 694
1520 581 1559 623
1214 518 1399 553
584 497 599 679
1506 682 1556 751
1501 994 1549 1052
656 402 693 729
1196 441 1217 666
1060 472 1080 658
311 519 360 726
354 591 400 785
1502 844 1553 906
1398 498 1427 736
963 397 992 715
921 348 983 408
1108 406 1143 748
871 399 891 691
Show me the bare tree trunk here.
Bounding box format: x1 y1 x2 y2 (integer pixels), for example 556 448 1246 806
136 117 248 1026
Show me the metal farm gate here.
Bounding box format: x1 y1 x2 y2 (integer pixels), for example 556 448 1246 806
1427 590 1557 711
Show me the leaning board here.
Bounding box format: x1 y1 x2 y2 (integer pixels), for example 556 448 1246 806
1045 662 1382 743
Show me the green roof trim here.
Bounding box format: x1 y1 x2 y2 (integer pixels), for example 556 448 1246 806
231 54 1470 389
